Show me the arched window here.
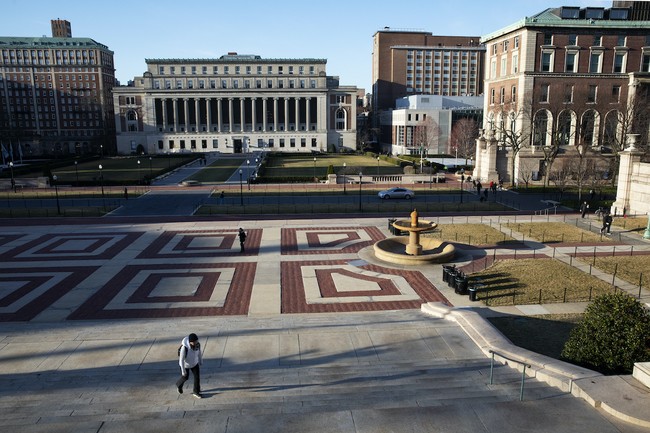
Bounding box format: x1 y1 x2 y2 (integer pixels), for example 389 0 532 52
580 110 598 146
533 111 548 147
603 110 620 149
126 110 137 121
558 110 573 146
335 108 346 130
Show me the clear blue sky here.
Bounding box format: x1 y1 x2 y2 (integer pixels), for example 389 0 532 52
3 0 612 92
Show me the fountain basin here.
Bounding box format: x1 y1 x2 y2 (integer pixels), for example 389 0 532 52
373 237 456 265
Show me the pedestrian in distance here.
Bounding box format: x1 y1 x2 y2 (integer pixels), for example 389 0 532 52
176 333 203 399
219 191 225 204
238 227 247 253
604 213 613 235
580 201 589 218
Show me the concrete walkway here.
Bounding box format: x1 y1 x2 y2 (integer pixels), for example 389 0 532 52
0 214 649 432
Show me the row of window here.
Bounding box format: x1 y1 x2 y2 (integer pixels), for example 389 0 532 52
157 64 317 76
153 78 318 90
157 137 320 150
541 50 650 73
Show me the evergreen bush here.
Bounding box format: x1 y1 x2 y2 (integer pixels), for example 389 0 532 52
561 292 650 374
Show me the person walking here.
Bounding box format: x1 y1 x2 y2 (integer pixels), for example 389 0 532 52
604 213 613 235
176 333 203 399
580 201 589 218
219 191 225 204
238 228 247 253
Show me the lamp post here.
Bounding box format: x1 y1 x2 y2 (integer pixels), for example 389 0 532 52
137 159 141 185
98 164 105 210
343 162 347 195
74 161 79 186
313 157 317 182
239 169 243 206
149 156 153 178
246 159 251 191
100 144 103 157
358 172 363 212
52 175 61 215
377 156 380 176
460 174 465 203
8 161 15 193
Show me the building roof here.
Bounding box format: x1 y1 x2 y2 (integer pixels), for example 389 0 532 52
145 56 326 65
481 6 650 42
0 36 111 51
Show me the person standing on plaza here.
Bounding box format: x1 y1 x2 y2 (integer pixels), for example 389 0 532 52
238 227 247 253
176 333 203 398
580 201 589 218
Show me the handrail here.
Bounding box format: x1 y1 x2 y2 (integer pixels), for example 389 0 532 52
489 350 532 401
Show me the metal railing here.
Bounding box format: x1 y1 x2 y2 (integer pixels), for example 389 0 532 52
488 350 532 401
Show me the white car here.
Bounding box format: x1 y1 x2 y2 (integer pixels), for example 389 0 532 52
378 187 415 200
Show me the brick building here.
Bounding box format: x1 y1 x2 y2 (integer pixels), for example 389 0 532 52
112 54 357 155
474 5 650 186
0 20 116 158
371 30 485 112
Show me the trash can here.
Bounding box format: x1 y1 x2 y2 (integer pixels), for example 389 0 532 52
468 286 478 301
442 265 455 283
455 275 468 295
447 268 458 288
388 218 396 233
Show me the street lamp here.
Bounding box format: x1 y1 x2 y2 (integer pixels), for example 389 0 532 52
247 159 251 191
137 159 141 185
52 175 61 215
377 156 380 176
74 161 79 186
460 174 465 203
8 161 15 193
149 156 153 178
100 144 103 157
239 169 244 206
343 162 347 195
358 172 363 212
98 164 105 210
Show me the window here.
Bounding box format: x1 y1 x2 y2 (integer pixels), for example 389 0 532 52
224 66 229 74
212 139 218 149
500 87 505 104
512 53 518 73
612 85 621 102
588 85 597 103
235 66 240 74
613 53 625 73
541 52 553 72
514 36 519 48
642 54 650 72
564 85 573 103
490 59 496 78
543 33 553 45
593 35 602 46
568 34 577 46
589 53 601 73
490 88 495 104
565 52 577 72
540 84 550 103
500 57 506 76
511 86 516 101
617 36 626 47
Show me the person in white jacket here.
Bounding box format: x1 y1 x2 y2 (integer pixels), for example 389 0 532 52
175 333 203 398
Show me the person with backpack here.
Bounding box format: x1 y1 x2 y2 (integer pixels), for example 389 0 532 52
238 228 247 253
175 333 203 398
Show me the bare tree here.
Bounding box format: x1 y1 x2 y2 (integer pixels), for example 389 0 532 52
490 98 533 185
413 115 441 172
449 118 479 164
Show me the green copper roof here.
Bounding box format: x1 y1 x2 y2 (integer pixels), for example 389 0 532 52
0 36 111 52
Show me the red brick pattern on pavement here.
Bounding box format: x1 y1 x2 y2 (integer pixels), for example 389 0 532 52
0 266 99 321
138 229 262 258
0 232 144 262
281 260 449 313
68 262 256 320
281 226 385 255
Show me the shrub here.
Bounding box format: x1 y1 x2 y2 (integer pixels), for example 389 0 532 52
561 292 650 374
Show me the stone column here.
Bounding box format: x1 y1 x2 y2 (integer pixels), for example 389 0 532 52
306 97 311 131
273 97 279 132
183 99 189 131
262 98 268 131
284 97 289 132
240 98 245 132
194 98 200 131
612 134 643 216
217 98 222 132
206 98 211 131
228 98 234 133
251 98 256 132
173 98 179 132
295 97 300 131
161 98 168 131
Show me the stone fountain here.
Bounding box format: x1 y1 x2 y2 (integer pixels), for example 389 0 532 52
373 209 455 265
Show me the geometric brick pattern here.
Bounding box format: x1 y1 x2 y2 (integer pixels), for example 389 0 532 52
0 232 144 262
68 262 256 320
0 266 99 321
137 229 262 258
281 226 385 255
281 260 449 313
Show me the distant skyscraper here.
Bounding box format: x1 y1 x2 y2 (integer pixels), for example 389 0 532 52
51 19 72 38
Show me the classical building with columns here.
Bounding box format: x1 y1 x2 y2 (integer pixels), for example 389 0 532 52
113 53 357 155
